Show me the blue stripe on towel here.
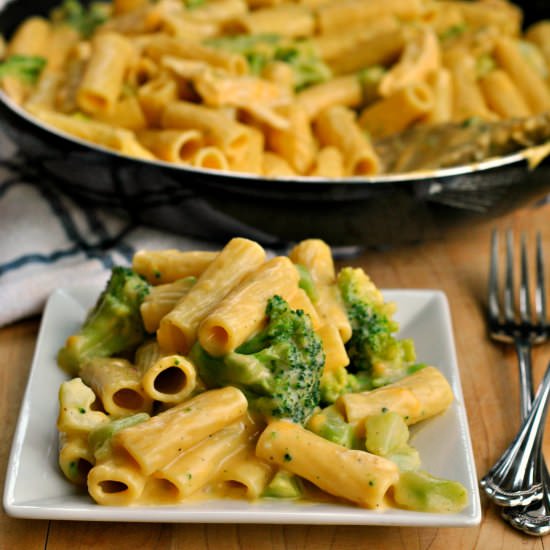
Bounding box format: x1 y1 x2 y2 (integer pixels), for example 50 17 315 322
0 176 138 276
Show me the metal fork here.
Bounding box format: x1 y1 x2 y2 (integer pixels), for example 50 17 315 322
479 230 550 526
486 231 547 420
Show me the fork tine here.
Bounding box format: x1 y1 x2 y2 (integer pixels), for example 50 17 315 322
536 232 547 326
488 229 500 322
520 233 532 324
504 230 516 323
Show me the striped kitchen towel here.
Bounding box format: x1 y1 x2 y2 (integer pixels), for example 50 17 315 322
0 131 216 327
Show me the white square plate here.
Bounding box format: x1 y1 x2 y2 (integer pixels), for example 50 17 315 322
3 286 481 526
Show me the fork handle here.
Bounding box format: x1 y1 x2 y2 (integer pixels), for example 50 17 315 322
515 338 535 420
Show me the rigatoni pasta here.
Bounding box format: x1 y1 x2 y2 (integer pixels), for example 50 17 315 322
54 236 467 512
2 0 549 179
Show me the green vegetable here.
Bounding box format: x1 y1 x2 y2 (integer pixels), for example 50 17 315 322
364 411 420 471
307 404 358 448
476 54 496 78
51 0 110 38
358 65 386 104
365 411 409 456
262 469 303 499
89 412 150 460
190 294 325 424
392 470 468 513
57 377 108 433
439 23 467 42
57 267 150 375
295 264 318 303
319 362 370 405
184 0 206 8
386 446 421 472
336 267 417 391
0 55 46 84
205 33 331 91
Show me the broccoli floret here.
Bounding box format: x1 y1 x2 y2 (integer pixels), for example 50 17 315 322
190 295 325 424
337 267 417 391
0 55 46 84
205 34 331 91
307 404 359 448
51 0 109 38
57 267 150 375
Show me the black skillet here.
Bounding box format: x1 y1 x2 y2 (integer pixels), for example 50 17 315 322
1 0 549 248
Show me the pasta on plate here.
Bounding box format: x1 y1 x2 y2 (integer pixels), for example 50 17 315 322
1 0 550 177
55 237 468 512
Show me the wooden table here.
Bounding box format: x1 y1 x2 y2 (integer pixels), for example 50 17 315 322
3 202 550 550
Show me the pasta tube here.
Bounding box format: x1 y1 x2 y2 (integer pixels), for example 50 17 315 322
7 17 51 57
77 32 135 115
137 129 203 163
28 108 155 160
261 152 296 177
140 276 197 333
296 76 363 121
58 433 95 486
137 73 179 126
192 146 230 171
145 35 248 75
162 102 251 162
219 454 274 499
378 26 441 98
315 0 423 35
113 0 149 15
25 71 63 111
338 366 454 426
421 68 453 125
286 288 322 331
154 419 251 499
43 25 80 73
132 249 218 285
358 82 434 139
113 386 248 475
87 454 147 505
79 358 153 418
445 51 496 122
198 256 300 356
99 3 165 35
289 238 351 342
266 104 317 175
256 420 399 509
322 27 405 77
138 350 198 403
492 36 550 114
314 105 380 176
317 323 349 374
526 21 550 69
230 126 264 175
157 238 265 354
96 95 147 131
230 4 315 38
309 146 344 178
185 0 248 25
479 70 530 119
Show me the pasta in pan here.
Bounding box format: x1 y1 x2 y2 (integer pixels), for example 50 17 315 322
55 237 468 513
1 0 550 177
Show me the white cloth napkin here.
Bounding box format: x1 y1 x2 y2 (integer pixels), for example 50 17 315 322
0 130 217 327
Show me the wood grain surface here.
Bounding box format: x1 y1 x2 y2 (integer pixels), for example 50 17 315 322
3 202 550 550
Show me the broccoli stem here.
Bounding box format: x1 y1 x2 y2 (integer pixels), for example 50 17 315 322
0 55 46 84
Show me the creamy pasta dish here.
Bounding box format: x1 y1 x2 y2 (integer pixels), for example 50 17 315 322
55 237 468 512
1 0 550 177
